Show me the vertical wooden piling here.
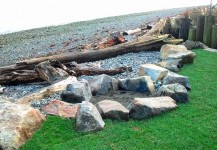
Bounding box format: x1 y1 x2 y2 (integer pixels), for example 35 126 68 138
188 28 196 41
211 25 217 49
162 18 171 34
203 15 215 47
196 15 205 42
179 18 191 41
170 18 180 39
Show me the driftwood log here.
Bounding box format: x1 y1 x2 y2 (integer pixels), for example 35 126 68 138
0 70 41 85
0 62 132 85
0 34 170 75
17 35 169 66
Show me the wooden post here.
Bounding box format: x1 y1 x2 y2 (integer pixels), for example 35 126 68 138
170 18 180 39
203 15 215 47
211 25 217 49
162 18 171 34
179 18 191 41
188 28 196 41
196 15 205 42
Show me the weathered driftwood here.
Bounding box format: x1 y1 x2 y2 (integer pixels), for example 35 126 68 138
71 66 132 76
123 28 142 35
145 19 166 36
15 34 169 68
0 64 30 75
0 70 41 85
163 38 183 45
0 61 132 85
16 76 77 104
35 61 69 83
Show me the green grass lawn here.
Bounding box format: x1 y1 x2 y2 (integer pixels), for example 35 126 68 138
21 50 217 150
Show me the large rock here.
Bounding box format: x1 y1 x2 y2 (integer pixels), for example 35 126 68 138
155 83 189 103
138 64 169 81
89 74 118 95
119 76 155 94
181 40 208 50
75 101 105 132
163 72 191 90
61 80 92 103
128 96 177 120
160 44 188 59
0 96 45 150
96 100 129 121
156 59 183 72
41 100 79 118
160 44 196 64
167 51 196 64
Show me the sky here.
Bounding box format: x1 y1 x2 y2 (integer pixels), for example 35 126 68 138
0 0 215 34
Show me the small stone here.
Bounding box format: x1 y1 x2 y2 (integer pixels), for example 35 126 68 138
155 83 189 103
128 96 177 120
96 100 129 121
0 86 5 94
75 101 105 132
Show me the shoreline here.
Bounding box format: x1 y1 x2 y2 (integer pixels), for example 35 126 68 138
0 7 195 67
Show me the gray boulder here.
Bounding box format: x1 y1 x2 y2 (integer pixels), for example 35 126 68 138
167 51 196 64
128 96 177 120
160 44 196 64
155 83 189 103
75 101 105 132
118 76 155 94
157 59 183 72
61 80 92 103
96 100 129 121
181 40 208 50
138 64 169 81
89 74 118 95
160 44 188 59
163 72 191 90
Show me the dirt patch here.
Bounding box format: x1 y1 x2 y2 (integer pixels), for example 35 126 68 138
91 90 150 108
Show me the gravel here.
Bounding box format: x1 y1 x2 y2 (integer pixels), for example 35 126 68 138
78 51 161 80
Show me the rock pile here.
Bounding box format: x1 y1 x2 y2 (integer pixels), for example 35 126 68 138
0 44 196 148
